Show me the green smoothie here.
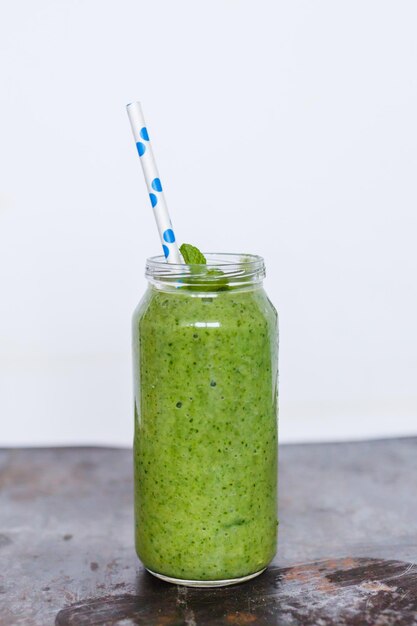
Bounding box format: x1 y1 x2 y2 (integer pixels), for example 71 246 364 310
132 272 278 582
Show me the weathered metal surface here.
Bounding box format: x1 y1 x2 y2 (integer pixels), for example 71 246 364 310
55 558 417 626
1 438 417 625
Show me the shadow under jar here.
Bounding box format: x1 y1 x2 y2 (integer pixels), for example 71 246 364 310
132 253 279 587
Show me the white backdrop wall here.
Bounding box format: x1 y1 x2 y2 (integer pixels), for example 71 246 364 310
1 0 416 446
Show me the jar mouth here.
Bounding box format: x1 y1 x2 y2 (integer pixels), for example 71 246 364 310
146 253 266 289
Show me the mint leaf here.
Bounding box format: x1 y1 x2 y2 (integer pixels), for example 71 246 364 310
180 243 207 264
207 268 223 277
178 245 229 291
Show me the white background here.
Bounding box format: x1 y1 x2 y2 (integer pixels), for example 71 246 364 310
1 0 416 446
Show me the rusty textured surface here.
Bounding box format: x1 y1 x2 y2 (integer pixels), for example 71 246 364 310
55 558 417 626
1 438 417 625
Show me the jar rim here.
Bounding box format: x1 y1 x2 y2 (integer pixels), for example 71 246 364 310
145 252 266 289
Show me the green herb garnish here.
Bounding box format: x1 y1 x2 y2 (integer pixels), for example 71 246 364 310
179 243 228 291
179 243 207 265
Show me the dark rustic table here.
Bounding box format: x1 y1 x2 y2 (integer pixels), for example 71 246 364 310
1 438 417 625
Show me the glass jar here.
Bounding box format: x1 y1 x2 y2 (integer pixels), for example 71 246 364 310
132 253 278 587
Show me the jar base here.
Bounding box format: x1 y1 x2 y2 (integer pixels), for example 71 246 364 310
146 566 266 588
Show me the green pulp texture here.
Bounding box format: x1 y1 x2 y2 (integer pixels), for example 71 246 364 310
132 284 278 581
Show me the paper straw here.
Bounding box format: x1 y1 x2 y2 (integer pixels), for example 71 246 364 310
126 102 182 263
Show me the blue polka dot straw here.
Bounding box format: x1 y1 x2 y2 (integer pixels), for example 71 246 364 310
126 102 181 263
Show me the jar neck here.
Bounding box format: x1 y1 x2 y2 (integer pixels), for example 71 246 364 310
145 253 266 293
